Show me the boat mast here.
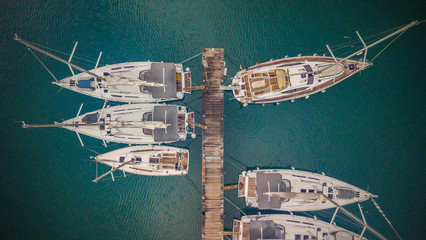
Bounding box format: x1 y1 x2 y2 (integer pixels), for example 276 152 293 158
14 35 105 81
332 20 420 64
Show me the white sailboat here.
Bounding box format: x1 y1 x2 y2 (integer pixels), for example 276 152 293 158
92 145 189 182
232 214 366 240
226 21 420 106
22 104 196 145
15 36 192 103
238 169 375 211
229 168 401 240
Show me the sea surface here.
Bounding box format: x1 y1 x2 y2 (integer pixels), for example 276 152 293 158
0 1 424 239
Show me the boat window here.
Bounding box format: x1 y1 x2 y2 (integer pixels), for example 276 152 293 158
295 234 301 240
82 113 99 124
149 157 159 163
136 157 142 163
309 189 314 193
303 235 309 240
301 189 306 193
139 71 147 80
303 64 313 72
142 112 153 121
77 78 95 90
142 112 153 135
337 188 356 199
119 156 125 162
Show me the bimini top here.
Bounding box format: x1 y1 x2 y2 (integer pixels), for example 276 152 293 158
250 220 285 240
153 105 178 142
257 172 291 209
144 63 177 99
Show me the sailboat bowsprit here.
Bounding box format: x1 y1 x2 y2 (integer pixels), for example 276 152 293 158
22 104 196 145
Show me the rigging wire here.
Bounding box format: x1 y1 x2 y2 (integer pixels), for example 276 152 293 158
27 48 58 82
28 40 98 65
371 198 402 240
312 24 405 55
370 30 407 62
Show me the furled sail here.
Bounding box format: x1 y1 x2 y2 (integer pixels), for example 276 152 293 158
105 75 166 87
108 121 170 129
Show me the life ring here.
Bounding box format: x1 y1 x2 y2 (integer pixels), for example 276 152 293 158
186 126 192 132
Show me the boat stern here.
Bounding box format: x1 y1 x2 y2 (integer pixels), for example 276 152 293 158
177 106 196 140
231 72 251 104
232 219 243 240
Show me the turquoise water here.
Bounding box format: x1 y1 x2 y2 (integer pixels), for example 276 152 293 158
0 0 424 239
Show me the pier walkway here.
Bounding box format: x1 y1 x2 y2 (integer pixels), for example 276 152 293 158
201 48 225 240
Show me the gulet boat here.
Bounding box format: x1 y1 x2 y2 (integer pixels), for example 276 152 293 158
227 21 420 106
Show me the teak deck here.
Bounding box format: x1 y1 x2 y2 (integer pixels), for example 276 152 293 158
201 48 225 240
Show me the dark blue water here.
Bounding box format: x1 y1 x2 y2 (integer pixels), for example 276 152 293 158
0 1 424 239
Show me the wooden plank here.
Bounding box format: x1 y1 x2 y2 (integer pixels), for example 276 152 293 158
201 48 225 240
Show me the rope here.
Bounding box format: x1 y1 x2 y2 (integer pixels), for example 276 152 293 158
184 137 198 148
184 175 201 196
371 30 407 62
224 196 247 216
28 40 98 64
180 52 202 64
371 198 402 240
224 154 248 168
83 146 101 155
27 48 58 82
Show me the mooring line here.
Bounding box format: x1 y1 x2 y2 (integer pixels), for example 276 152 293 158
180 52 202 64
224 196 247 216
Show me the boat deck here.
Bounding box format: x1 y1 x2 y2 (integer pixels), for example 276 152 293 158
201 48 225 240
247 56 363 103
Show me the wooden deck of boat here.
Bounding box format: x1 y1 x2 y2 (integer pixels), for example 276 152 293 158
201 48 225 240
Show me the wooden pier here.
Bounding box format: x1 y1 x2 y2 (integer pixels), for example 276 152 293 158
201 48 225 240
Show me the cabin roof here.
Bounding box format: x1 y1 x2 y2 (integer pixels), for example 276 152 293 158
250 220 285 240
144 63 177 99
257 172 289 209
153 105 178 142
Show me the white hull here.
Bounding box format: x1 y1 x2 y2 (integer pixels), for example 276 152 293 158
238 169 373 211
54 61 191 103
61 104 195 145
95 145 189 176
231 56 367 104
233 214 366 240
